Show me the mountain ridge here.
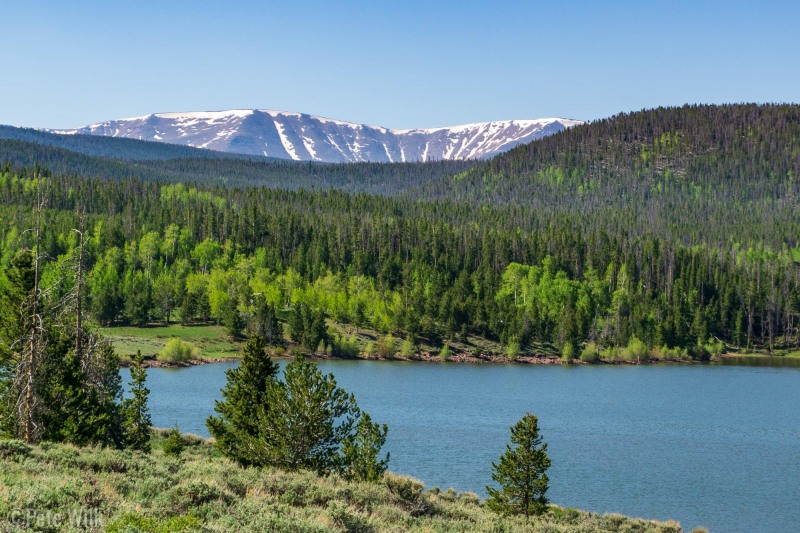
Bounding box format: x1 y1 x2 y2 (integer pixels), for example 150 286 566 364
0 124 474 195
54 109 583 163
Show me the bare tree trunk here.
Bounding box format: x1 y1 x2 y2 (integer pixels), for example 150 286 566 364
74 215 85 363
19 185 45 443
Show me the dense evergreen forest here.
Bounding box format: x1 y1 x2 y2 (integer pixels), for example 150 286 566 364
0 125 261 161
0 104 798 361
0 126 474 195
426 104 800 249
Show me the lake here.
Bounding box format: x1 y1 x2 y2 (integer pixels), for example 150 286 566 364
123 360 800 533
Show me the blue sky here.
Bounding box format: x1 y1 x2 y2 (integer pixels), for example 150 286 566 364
1 0 798 129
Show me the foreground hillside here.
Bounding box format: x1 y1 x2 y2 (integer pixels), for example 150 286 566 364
0 434 684 532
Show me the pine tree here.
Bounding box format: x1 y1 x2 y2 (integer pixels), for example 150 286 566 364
221 297 244 338
242 356 360 474
86 342 127 447
46 343 101 446
206 335 279 464
177 287 197 326
341 412 390 482
208 344 388 477
486 413 551 520
124 351 151 452
0 250 36 437
289 303 327 351
1 199 128 446
250 295 283 345
162 425 185 457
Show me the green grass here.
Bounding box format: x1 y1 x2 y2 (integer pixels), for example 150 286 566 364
725 349 800 359
326 321 518 361
98 324 242 360
0 434 686 532
100 319 534 367
100 320 797 366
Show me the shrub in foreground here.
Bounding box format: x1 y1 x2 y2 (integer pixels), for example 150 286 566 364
0 439 32 460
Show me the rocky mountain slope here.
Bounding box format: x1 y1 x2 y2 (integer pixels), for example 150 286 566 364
56 109 582 163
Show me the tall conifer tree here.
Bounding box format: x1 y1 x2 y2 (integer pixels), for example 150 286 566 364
124 351 151 452
487 413 551 520
206 335 279 464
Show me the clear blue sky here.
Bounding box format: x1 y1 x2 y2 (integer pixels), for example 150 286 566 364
1 0 798 129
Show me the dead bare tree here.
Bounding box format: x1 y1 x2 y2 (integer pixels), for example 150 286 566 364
14 184 47 443
74 216 86 363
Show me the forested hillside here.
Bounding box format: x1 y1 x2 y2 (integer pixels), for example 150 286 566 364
0 126 474 194
0 137 797 361
430 104 799 204
0 105 797 360
0 125 257 161
424 104 800 249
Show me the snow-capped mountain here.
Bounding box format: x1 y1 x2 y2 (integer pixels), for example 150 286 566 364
55 110 583 163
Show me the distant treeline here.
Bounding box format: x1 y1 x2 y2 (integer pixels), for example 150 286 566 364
0 125 474 195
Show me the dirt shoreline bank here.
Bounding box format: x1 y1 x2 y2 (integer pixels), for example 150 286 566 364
122 351 727 368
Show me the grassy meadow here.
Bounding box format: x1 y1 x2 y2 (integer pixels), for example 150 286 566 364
0 432 690 532
98 324 241 362
96 320 797 367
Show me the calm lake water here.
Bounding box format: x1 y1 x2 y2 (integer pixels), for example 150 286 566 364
123 360 800 533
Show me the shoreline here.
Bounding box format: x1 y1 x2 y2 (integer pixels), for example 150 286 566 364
116 340 796 369
121 350 731 369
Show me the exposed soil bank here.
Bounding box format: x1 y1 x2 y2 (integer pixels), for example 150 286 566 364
124 350 718 368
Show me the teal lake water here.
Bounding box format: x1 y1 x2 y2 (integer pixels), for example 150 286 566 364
123 360 800 533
